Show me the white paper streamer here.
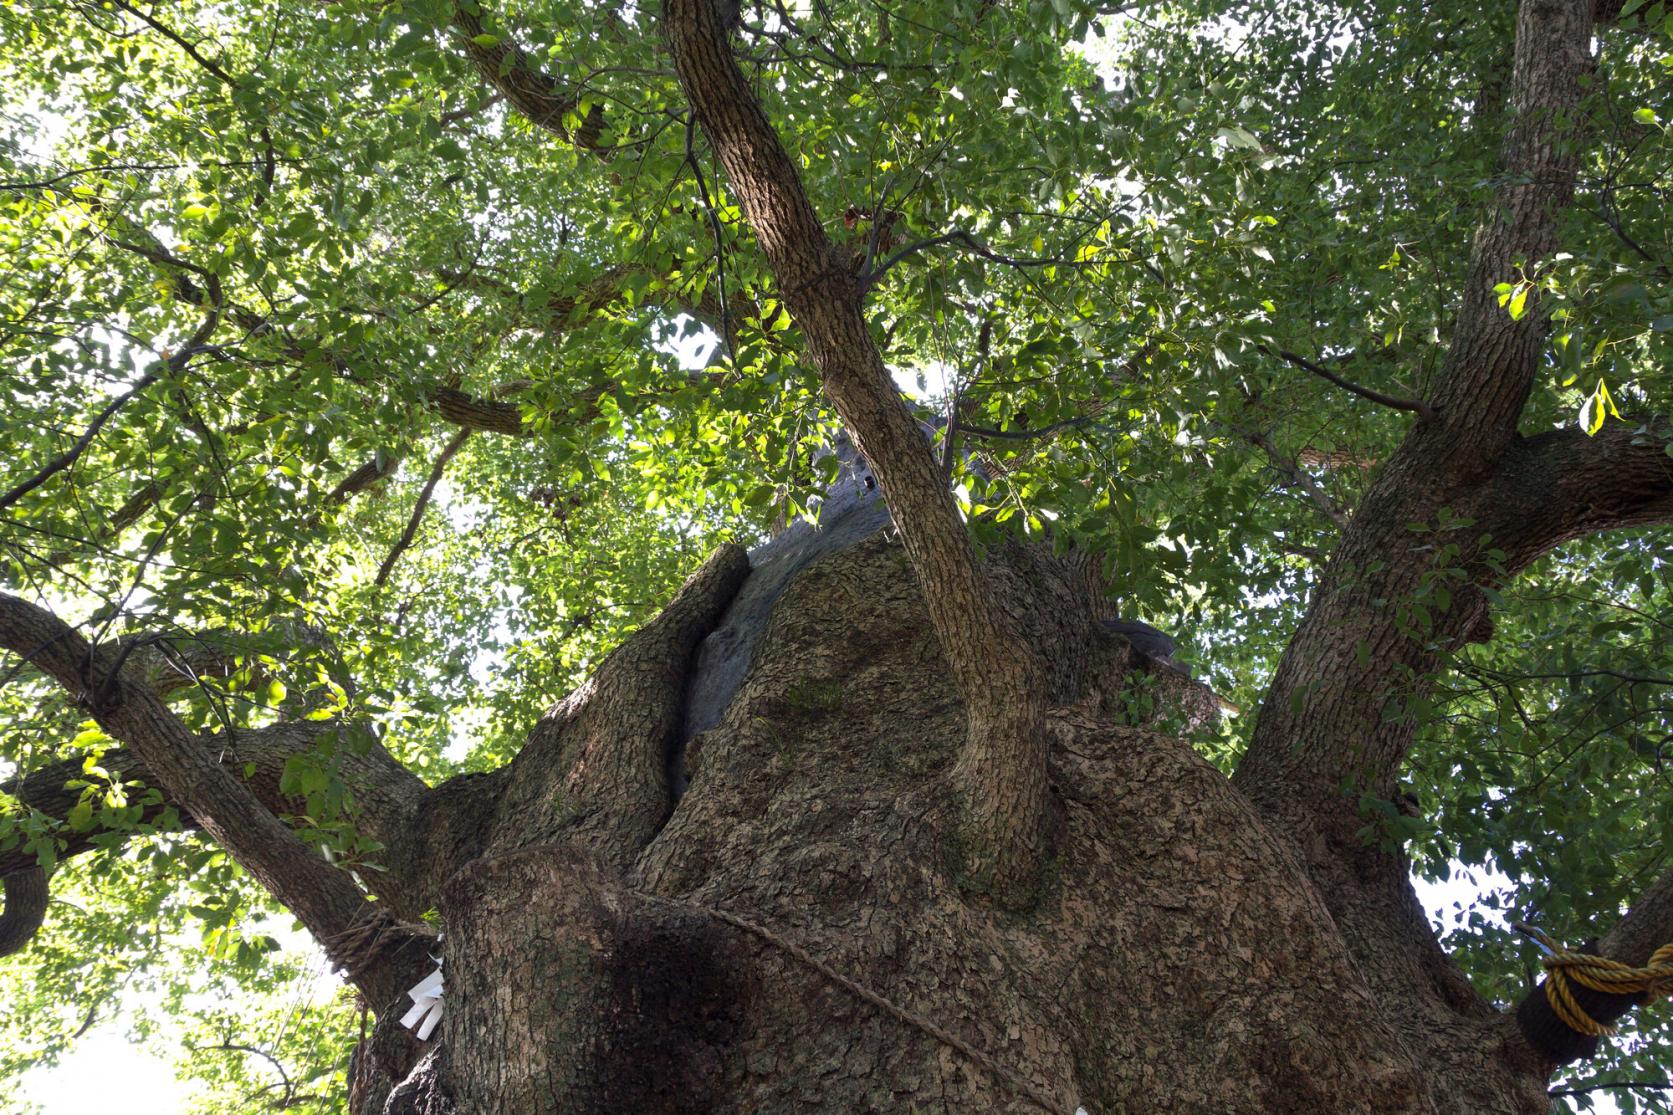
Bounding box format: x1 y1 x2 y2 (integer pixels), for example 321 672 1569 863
399 958 445 1041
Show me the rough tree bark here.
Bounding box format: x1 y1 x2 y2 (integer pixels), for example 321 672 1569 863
4 0 1673 1111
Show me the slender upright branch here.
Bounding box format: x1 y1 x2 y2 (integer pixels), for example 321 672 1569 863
1424 0 1594 469
662 0 1050 899
1230 2 1605 1027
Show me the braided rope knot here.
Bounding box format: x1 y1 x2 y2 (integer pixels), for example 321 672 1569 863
1517 922 1673 1037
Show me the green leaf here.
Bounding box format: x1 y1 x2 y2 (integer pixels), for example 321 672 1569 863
1506 285 1528 321
1579 378 1623 436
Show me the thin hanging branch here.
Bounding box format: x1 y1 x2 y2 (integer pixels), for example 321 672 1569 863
1242 429 1351 530
860 229 1093 292
1265 346 1435 420
684 113 735 364
959 415 1095 443
1547 1078 1673 1099
0 293 223 513
374 430 472 587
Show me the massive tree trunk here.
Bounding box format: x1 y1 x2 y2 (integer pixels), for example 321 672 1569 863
5 0 1672 1110
352 499 1548 1115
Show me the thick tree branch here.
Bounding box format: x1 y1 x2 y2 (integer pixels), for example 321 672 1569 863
1483 419 1673 570
0 594 427 1005
1231 4 1604 1039
1603 859 1673 974
0 867 47 957
323 453 405 506
1424 0 1594 471
1237 1 1601 813
428 387 527 436
0 721 430 905
435 262 641 332
449 4 606 153
1512 861 1673 1067
664 0 1050 899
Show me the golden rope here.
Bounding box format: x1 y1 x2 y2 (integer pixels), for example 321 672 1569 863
1515 922 1673 1037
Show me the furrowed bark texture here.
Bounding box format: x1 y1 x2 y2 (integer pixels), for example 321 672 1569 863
0 867 47 958
487 542 751 871
1234 0 1598 836
662 0 1050 897
1227 0 1673 1074
361 527 1552 1114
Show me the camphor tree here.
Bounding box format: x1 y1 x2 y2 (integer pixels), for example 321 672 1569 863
1 0 1672 1109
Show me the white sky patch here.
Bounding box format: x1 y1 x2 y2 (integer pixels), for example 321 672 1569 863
17 1027 189 1113
660 314 719 370
1411 863 1514 934
891 359 953 403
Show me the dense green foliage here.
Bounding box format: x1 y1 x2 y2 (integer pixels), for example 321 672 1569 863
1 0 1670 1108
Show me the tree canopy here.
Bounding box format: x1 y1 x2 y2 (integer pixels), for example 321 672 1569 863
1 0 1671 1109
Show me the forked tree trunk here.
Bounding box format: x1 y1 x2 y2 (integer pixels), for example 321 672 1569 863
352 518 1551 1115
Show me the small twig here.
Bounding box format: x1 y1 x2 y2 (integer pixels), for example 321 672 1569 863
373 430 471 587
860 230 1079 292
1267 347 1436 419
648 893 1064 1114
441 92 506 127
202 1041 295 1108
1243 429 1351 530
959 414 1093 442
1548 1078 1673 1100
860 174 897 280
0 160 255 191
940 381 962 479
68 984 117 1040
